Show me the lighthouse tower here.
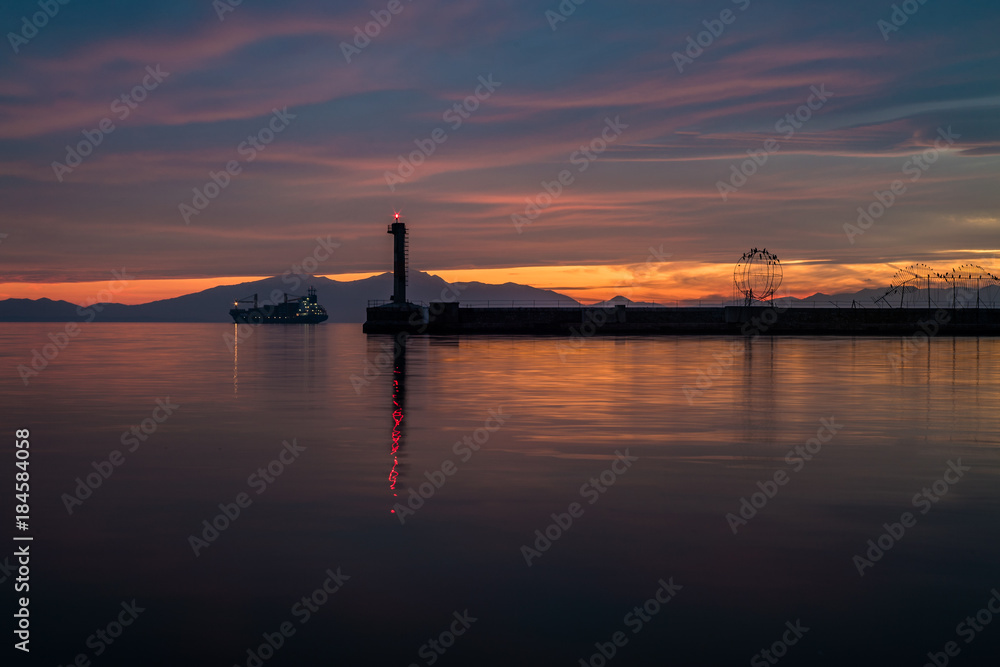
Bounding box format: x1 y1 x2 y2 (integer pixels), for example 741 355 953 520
388 213 408 305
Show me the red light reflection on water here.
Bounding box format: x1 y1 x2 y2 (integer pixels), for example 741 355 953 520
388 359 404 511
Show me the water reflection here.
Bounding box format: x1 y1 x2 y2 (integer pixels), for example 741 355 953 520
389 337 406 506
233 323 239 395
230 323 326 399
6 324 999 666
741 336 777 447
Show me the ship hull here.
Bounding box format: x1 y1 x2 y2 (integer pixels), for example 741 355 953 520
230 308 328 324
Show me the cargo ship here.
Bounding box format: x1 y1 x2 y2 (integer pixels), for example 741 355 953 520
230 286 328 324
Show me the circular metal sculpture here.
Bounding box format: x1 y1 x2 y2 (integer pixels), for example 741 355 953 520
877 263 934 308
940 264 1000 308
734 248 782 305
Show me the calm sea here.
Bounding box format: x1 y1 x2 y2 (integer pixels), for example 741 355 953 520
2 323 999 666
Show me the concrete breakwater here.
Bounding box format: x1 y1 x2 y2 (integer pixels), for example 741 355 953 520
363 303 1000 336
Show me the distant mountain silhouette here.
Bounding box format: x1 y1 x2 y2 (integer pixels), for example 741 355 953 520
779 284 1000 309
0 272 579 323
2 277 997 323
591 295 667 308
587 285 1000 309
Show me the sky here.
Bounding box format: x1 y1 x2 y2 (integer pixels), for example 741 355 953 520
0 0 998 304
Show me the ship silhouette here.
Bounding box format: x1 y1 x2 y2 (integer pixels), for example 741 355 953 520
229 286 328 324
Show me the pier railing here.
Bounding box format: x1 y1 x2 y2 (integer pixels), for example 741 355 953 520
367 299 435 307
368 298 999 309
458 300 582 308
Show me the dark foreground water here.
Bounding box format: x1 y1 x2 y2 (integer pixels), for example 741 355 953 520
2 323 999 666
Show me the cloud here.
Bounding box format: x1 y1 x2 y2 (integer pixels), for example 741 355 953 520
1 0 999 298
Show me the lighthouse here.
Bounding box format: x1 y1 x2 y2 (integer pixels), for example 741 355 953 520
388 213 407 305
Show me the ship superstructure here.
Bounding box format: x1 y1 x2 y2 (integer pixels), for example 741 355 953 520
230 286 328 324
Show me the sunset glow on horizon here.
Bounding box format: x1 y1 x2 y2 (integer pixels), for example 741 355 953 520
4 256 999 306
1 1 998 306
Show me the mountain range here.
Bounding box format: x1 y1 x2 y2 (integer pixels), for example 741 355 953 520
0 271 578 323
595 285 1000 309
2 273 997 323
